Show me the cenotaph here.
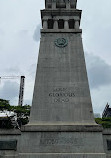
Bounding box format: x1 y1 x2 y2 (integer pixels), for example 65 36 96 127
19 0 106 158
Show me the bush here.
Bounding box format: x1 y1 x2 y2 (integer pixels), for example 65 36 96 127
95 117 111 128
0 118 14 129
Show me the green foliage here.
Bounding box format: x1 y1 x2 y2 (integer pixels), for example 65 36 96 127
95 117 111 128
0 118 14 129
10 105 31 117
0 99 10 111
0 99 31 128
18 117 29 125
12 105 31 127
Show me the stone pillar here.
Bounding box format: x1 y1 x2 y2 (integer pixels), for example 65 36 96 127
64 19 69 29
75 20 79 29
66 1 70 9
52 0 56 9
43 19 48 29
53 19 58 29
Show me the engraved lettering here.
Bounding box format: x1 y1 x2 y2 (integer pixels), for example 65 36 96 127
49 92 75 97
54 98 69 103
49 87 75 103
40 138 83 146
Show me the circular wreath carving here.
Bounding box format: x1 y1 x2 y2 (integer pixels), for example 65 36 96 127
55 38 68 48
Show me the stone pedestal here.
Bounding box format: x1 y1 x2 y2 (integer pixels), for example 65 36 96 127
19 125 106 158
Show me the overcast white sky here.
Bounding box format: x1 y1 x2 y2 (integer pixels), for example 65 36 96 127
0 0 111 115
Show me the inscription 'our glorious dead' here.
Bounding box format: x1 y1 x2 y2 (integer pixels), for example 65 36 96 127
49 87 75 103
49 92 75 97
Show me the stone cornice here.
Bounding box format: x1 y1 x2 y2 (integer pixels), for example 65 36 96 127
21 124 103 132
41 9 82 19
0 129 21 135
41 29 82 33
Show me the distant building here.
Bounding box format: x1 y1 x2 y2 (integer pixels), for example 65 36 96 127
102 103 111 118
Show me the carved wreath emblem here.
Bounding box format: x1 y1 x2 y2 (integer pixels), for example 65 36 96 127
55 38 68 48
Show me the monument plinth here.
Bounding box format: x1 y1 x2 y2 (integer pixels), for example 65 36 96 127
19 0 106 158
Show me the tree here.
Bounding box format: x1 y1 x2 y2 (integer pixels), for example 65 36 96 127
0 99 31 129
0 99 10 111
11 105 31 126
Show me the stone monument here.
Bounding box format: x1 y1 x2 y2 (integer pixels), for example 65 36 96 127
19 0 106 158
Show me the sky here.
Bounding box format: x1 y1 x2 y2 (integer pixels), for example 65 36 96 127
0 0 111 115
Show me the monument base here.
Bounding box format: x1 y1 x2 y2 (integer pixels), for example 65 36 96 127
18 125 106 158
19 153 106 158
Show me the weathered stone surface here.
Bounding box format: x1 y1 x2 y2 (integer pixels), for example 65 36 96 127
103 129 111 157
0 131 20 157
21 124 103 132
19 153 106 158
19 130 105 154
0 130 21 135
29 33 95 125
